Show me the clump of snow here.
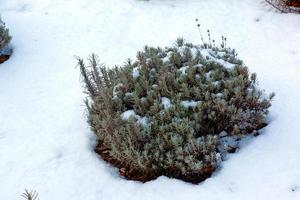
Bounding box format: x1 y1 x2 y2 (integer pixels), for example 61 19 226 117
212 81 220 86
181 100 201 108
177 46 185 56
214 58 235 69
215 92 223 98
161 97 172 109
200 49 213 59
178 64 203 74
120 110 149 126
162 51 172 63
205 71 212 79
190 47 199 56
151 84 159 90
132 67 140 78
138 116 149 126
179 64 203 75
162 57 168 63
200 49 236 69
216 51 226 57
219 131 228 137
193 64 203 68
121 110 137 120
178 66 188 74
125 92 133 97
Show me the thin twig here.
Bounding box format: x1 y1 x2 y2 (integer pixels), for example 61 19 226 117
21 189 39 200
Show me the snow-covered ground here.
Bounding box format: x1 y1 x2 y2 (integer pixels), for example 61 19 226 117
0 0 299 199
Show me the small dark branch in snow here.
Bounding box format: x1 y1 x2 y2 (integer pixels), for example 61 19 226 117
21 189 39 200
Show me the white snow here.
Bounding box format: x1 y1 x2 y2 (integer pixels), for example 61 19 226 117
193 63 203 68
200 49 236 69
121 110 149 126
181 100 201 108
121 110 138 120
177 46 185 56
214 57 236 69
178 64 202 75
125 92 134 97
178 66 187 74
0 0 300 200
132 67 140 78
215 92 223 98
205 71 212 79
138 116 149 126
212 81 220 86
161 97 172 109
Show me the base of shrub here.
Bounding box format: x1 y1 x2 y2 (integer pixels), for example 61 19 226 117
0 45 13 64
95 142 214 183
0 54 10 64
286 0 300 7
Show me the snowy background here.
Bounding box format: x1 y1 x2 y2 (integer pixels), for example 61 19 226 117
0 0 299 199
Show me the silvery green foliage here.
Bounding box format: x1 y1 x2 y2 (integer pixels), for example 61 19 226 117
0 16 12 52
78 38 274 183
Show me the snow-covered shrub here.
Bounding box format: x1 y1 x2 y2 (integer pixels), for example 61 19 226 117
78 38 274 183
0 16 11 52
